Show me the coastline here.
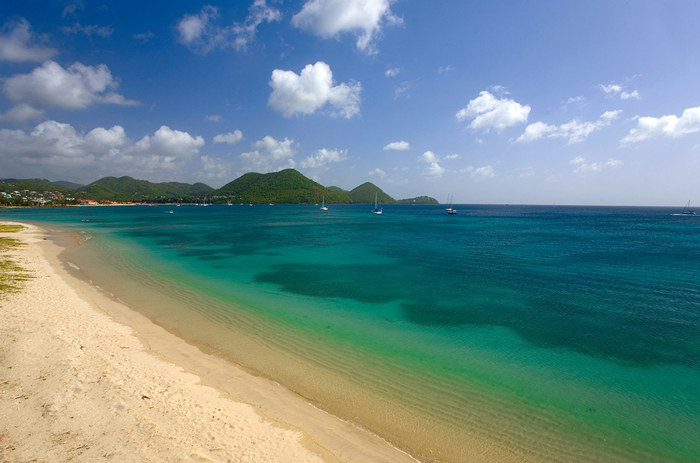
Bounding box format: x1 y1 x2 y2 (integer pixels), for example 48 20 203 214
0 221 418 463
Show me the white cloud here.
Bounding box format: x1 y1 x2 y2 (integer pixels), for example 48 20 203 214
472 165 496 179
418 150 438 163
3 61 139 110
394 81 411 99
0 121 204 180
0 19 57 62
600 83 640 100
443 154 461 160
515 110 622 144
177 6 223 53
0 103 46 124
133 32 155 43
368 167 387 178
268 61 362 119
205 115 222 122
240 135 297 171
233 0 282 51
600 84 622 95
565 96 585 105
621 90 640 100
62 23 114 37
383 141 409 151
385 67 400 77
301 148 348 168
456 91 530 131
621 106 700 144
197 155 230 181
490 85 510 95
422 162 445 178
291 0 402 55
213 130 243 145
573 157 623 174
438 65 454 73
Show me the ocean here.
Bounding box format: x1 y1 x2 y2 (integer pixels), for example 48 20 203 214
7 204 700 462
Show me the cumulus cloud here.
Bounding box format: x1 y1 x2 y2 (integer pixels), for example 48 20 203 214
422 162 445 178
3 61 139 110
0 103 46 124
621 106 700 145
240 135 297 171
515 110 622 144
456 91 530 131
385 67 400 77
177 2 280 53
196 155 231 181
0 121 204 181
383 141 409 151
268 61 362 118
291 0 402 55
571 156 623 174
471 165 496 179
62 23 114 37
213 130 243 145
600 83 640 100
368 167 387 178
0 19 57 62
418 150 438 163
301 148 347 168
443 154 461 160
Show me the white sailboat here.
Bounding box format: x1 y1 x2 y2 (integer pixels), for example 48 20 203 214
372 192 382 214
320 195 328 210
681 200 695 215
447 194 458 214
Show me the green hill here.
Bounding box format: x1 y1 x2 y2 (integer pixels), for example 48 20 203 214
214 169 352 204
0 178 71 194
327 186 348 194
397 196 439 205
53 180 84 190
348 182 395 204
73 176 213 201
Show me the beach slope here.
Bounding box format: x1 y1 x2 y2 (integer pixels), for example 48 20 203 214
0 223 415 463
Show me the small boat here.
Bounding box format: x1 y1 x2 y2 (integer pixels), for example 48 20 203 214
681 200 695 215
320 195 328 211
227 199 232 206
372 192 382 214
167 210 174 214
446 194 457 214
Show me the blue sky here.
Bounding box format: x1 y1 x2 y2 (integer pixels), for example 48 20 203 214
1 0 699 205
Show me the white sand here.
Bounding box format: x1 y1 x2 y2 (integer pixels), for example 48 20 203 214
0 222 418 463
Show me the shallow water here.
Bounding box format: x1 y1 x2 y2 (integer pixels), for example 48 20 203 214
8 204 700 462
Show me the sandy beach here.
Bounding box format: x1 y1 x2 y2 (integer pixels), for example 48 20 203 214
0 222 417 463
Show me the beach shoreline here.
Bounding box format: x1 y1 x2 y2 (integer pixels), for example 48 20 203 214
0 221 419 463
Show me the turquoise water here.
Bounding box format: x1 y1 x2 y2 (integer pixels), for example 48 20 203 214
7 204 700 462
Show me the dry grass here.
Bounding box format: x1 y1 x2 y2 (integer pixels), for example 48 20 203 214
0 224 32 296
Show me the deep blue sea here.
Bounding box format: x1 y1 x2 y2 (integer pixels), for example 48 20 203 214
7 204 700 462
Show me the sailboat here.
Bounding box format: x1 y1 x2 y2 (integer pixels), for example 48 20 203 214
446 194 457 214
681 200 695 215
372 192 382 214
320 195 328 211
